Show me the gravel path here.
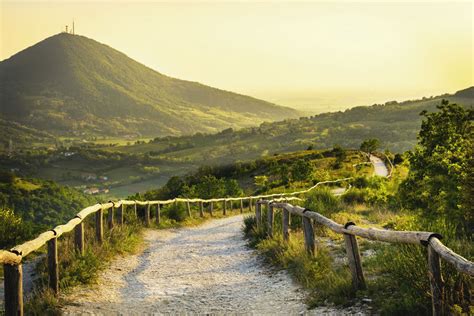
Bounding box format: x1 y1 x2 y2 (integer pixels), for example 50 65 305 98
63 215 313 314
370 155 388 177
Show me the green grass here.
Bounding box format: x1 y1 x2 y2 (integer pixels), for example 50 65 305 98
243 215 356 308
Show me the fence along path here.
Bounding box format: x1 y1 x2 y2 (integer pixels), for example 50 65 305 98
0 173 472 315
255 200 473 316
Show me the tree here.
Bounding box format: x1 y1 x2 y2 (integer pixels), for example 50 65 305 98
0 208 32 249
399 101 473 233
291 159 312 181
254 175 268 190
225 179 243 197
195 175 225 199
332 145 346 169
360 138 380 156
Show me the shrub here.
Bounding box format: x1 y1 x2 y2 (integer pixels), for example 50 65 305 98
341 188 366 205
352 176 369 188
0 208 33 249
164 203 187 222
304 187 343 216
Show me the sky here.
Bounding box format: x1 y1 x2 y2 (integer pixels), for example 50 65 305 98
1 1 473 113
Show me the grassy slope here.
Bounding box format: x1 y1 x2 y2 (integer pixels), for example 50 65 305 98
244 161 473 314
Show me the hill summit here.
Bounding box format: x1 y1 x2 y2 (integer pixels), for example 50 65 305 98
0 33 299 137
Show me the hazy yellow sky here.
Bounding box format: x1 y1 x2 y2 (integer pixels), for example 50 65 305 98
1 1 473 112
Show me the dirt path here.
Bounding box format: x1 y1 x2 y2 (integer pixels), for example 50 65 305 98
62 215 366 314
62 216 305 314
370 155 388 177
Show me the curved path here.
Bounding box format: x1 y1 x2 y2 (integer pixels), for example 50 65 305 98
370 155 389 177
62 215 363 314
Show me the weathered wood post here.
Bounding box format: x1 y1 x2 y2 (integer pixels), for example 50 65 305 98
199 202 204 217
282 208 290 241
117 204 124 225
134 202 138 219
428 243 444 315
47 237 59 294
95 207 104 243
255 201 261 228
302 216 315 256
74 220 85 255
4 263 23 316
156 204 161 225
209 202 214 216
249 198 253 212
107 203 114 230
343 223 366 290
223 200 227 215
145 203 151 226
267 203 274 238
240 199 244 213
186 201 192 218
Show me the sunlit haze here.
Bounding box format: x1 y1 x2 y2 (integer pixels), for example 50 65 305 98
2 1 472 113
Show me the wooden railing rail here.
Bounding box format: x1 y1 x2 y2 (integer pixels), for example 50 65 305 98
1 185 317 315
256 200 473 316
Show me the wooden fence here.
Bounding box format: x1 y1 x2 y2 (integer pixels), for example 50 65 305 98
255 200 474 316
0 177 351 316
3 171 470 315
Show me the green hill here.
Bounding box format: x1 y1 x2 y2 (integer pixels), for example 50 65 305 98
0 33 299 138
106 91 474 159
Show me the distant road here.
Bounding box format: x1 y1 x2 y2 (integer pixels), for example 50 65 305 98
370 155 389 177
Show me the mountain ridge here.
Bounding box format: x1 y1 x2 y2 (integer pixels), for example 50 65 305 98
0 33 299 137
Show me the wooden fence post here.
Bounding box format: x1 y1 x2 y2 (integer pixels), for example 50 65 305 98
282 208 290 241
428 243 444 315
240 199 244 213
156 204 161 225
209 202 213 216
199 202 204 217
255 201 261 228
47 237 59 294
4 263 23 316
343 223 366 290
186 201 192 218
145 203 151 226
95 208 103 243
302 216 315 256
223 200 227 215
267 203 274 238
107 204 114 230
249 198 253 212
117 204 124 225
74 221 84 255
134 203 138 218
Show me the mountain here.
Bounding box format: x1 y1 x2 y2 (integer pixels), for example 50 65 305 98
454 86 474 98
0 33 299 138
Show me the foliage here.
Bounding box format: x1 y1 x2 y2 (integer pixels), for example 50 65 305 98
0 208 33 249
243 214 354 307
399 101 473 233
366 219 473 315
0 177 97 247
304 187 343 216
291 159 312 181
331 145 347 169
341 188 366 205
25 220 142 314
360 138 380 155
163 203 188 222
